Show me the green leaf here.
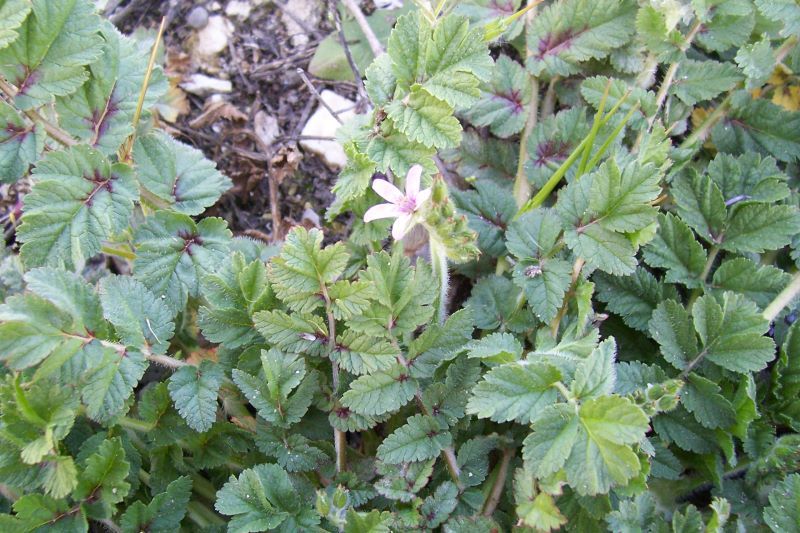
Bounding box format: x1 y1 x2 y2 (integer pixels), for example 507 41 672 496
464 332 522 363
0 0 104 109
649 299 698 370
721 203 800 253
453 180 516 258
515 469 567 532
133 212 231 315
133 131 231 215
681 373 736 429
670 170 727 243
465 55 530 137
387 11 430 85
565 396 648 495
595 268 679 332
341 364 416 416
366 128 436 178
526 108 589 189
764 474 800 532
254 429 327 472
712 92 800 163
376 414 452 464
167 360 223 433
691 292 775 373
695 0 754 53
571 338 617 400
558 160 660 275
333 329 398 376
215 464 319 533
74 437 130 506
523 403 580 478
466 361 561 423
425 13 492 82
232 350 317 428
329 143 376 215
707 152 790 205
344 509 392 533
82 347 148 423
0 99 43 183
420 481 458 529
12 493 88 532
755 0 800 37
17 146 138 270
119 475 192 533
385 87 462 149
526 0 637 77
642 213 706 288
24 266 105 333
508 210 572 322
466 274 534 332
99 275 175 355
56 23 167 154
711 258 791 309
253 310 327 356
735 39 774 89
268 227 348 314
671 60 743 106
0 0 31 49
374 458 435 502
198 252 274 349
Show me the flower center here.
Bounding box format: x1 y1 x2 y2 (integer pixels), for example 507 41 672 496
398 196 417 214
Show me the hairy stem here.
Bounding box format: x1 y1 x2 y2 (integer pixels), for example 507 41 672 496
513 5 540 207
429 237 450 325
321 283 347 473
0 78 77 147
763 271 800 323
482 448 515 516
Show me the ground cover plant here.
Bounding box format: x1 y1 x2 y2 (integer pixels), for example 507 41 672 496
1 0 800 531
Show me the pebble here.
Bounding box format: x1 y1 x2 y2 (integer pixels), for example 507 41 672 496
225 0 251 19
300 90 356 169
195 15 233 58
187 6 209 29
181 73 233 95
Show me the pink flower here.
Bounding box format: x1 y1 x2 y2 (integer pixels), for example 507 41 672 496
364 165 431 240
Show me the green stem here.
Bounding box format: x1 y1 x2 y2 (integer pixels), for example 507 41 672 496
687 245 720 309
481 448 515 516
512 4 540 207
186 501 225 528
584 102 641 170
117 416 155 432
321 283 347 473
763 271 800 323
679 97 731 150
429 237 450 325
100 244 136 261
578 80 612 176
190 473 219 502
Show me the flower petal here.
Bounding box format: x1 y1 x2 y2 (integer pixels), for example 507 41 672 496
392 214 413 240
372 179 405 204
364 203 402 222
405 164 423 197
415 187 432 208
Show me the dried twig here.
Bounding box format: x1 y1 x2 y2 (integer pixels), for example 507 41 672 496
297 68 344 124
333 5 368 105
340 0 383 57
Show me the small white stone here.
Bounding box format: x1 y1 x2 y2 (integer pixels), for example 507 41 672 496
181 74 233 95
254 110 280 147
281 0 319 48
195 15 233 58
225 0 251 19
300 90 356 169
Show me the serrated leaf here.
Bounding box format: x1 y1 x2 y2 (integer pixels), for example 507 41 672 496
713 93 800 163
333 329 397 376
453 180 516 258
681 373 736 429
755 0 800 37
515 470 567 533
133 211 231 315
328 280 374 320
253 310 327 356
526 0 637 77
595 268 679 332
133 131 231 215
670 170 726 243
525 107 589 188
56 23 167 154
581 76 656 128
17 146 138 270
74 437 130 506
523 403 580 478
763 473 800 532
571 338 616 400
0 100 43 183
374 458 435 502
711 258 791 309
420 481 458 529
0 0 31 49
99 275 174 355
254 429 327 472
215 464 319 533
376 414 452 464
464 332 522 363
167 360 223 433
12 493 88 532
642 213 706 288
345 509 392 533
341 364 416 416
366 128 436 178
736 39 775 89
671 60 743 106
82 347 148 423
465 55 530 137
198 253 274 349
649 299 699 370
387 11 430 85
707 152 790 205
467 361 561 423
0 0 104 109
385 87 462 149
119 475 192 533
268 227 348 314
721 203 800 253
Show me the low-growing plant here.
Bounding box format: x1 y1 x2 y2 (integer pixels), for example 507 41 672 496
1 0 800 531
